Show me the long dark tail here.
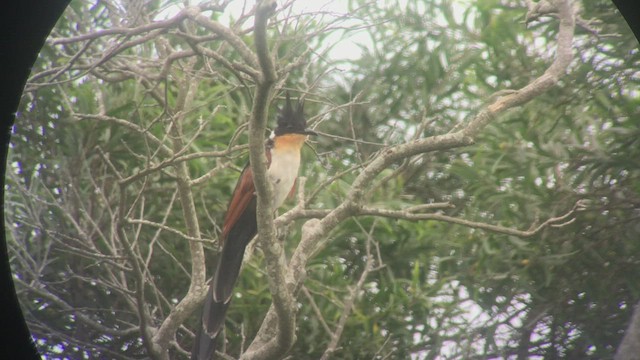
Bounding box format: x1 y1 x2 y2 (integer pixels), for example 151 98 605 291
192 198 257 360
191 283 230 360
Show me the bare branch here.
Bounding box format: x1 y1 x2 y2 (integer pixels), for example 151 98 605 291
189 9 259 71
126 218 216 244
358 200 584 238
152 62 207 352
615 300 640 360
13 277 139 338
243 1 298 359
79 114 173 157
320 220 379 360
301 286 333 337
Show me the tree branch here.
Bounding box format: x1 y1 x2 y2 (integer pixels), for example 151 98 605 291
189 9 259 72
151 64 207 353
320 223 380 360
616 300 640 360
358 201 584 238
243 1 298 359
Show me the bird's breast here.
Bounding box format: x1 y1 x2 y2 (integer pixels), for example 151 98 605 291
267 149 301 208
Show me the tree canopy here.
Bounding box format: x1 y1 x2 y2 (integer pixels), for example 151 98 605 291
6 0 640 359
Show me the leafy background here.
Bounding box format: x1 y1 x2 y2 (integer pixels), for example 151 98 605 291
5 0 640 359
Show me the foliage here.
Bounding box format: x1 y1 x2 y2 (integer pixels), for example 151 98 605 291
5 0 639 359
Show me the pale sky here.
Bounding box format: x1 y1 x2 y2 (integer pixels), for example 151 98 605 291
157 0 372 61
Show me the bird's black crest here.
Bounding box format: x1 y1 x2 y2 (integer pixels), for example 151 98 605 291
274 92 308 136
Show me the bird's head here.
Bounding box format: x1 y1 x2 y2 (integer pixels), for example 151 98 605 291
274 92 316 137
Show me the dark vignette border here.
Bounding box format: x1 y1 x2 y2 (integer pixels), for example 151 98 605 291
0 1 637 359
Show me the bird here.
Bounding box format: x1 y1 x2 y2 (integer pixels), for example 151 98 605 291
191 93 315 360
